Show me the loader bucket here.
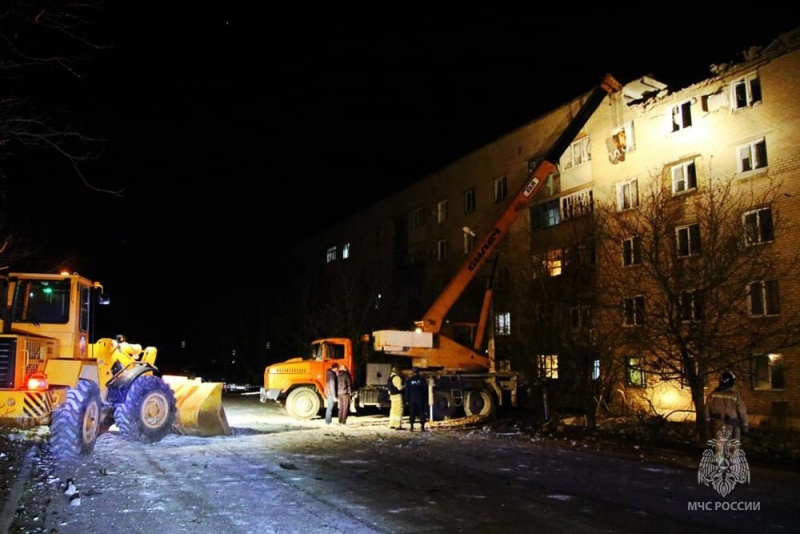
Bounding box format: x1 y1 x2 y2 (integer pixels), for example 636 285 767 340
162 375 231 437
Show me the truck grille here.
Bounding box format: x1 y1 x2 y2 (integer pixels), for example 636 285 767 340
0 337 19 389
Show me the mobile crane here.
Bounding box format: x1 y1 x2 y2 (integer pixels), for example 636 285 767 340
261 74 622 423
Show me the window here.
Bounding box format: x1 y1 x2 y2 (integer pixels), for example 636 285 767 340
326 246 337 263
494 175 508 201
671 100 692 132
564 242 596 271
561 189 593 220
436 239 448 262
748 279 779 316
676 223 701 257
737 138 768 173
342 242 350 260
463 231 476 254
610 122 635 163
743 207 774 245
623 295 645 326
592 359 600 381
679 289 704 322
616 178 639 210
732 73 762 110
622 236 642 266
533 249 563 278
671 160 697 194
752 353 785 390
532 199 560 229
568 305 591 330
537 354 559 379
409 207 425 230
559 136 591 170
626 357 646 387
495 312 511 336
437 200 448 223
463 188 476 213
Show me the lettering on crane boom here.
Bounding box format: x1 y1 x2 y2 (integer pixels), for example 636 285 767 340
468 227 502 271
523 177 540 196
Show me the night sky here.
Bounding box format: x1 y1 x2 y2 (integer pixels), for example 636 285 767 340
4 6 796 357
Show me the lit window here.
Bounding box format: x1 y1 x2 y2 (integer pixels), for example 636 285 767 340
495 312 511 336
670 100 692 132
616 178 639 210
463 188 476 213
533 249 562 278
622 236 642 266
732 73 762 110
437 200 448 223
623 296 645 326
494 176 508 201
626 357 646 387
748 279 780 316
326 246 337 263
737 138 768 173
437 239 448 262
743 207 774 245
342 243 350 260
537 354 559 379
676 223 701 257
592 359 600 381
752 353 785 390
671 160 697 194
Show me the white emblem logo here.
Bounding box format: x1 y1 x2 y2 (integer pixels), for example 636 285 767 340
697 426 750 497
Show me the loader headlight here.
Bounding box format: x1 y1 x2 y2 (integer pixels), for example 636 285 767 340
27 373 49 390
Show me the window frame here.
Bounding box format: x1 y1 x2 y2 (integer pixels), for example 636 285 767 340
437 199 448 224
737 138 768 173
743 206 774 246
671 160 697 194
623 295 645 326
732 73 762 110
616 178 639 211
622 236 642 266
748 279 780 316
670 100 693 132
463 188 476 213
676 223 701 258
626 356 646 387
493 175 508 202
751 353 785 390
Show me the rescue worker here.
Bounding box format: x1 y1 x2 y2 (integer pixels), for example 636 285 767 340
705 371 749 441
324 362 339 425
337 364 352 425
405 366 428 432
387 367 405 429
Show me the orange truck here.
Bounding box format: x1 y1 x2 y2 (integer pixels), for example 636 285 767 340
261 74 622 423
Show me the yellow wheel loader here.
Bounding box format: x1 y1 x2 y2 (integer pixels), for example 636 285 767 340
0 272 229 460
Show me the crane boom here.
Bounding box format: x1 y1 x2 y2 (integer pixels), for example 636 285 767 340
418 73 621 333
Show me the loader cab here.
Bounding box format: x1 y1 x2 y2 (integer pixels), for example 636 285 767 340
3 272 109 359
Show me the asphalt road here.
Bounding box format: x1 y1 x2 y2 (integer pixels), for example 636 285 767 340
6 392 800 533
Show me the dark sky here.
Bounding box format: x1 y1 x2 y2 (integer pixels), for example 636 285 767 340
6 7 797 351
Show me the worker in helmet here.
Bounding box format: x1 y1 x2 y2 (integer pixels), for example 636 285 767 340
705 371 749 442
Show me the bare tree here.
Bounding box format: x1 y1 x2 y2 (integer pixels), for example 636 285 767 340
593 172 800 442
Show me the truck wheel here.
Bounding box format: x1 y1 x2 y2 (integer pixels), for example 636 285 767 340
285 387 321 420
50 380 102 460
432 391 457 421
114 375 177 443
464 389 496 418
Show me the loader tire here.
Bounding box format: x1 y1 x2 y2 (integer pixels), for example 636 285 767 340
114 374 177 444
50 379 102 460
464 389 496 419
285 387 321 420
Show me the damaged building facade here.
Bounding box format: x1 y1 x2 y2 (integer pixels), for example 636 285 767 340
287 27 800 429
